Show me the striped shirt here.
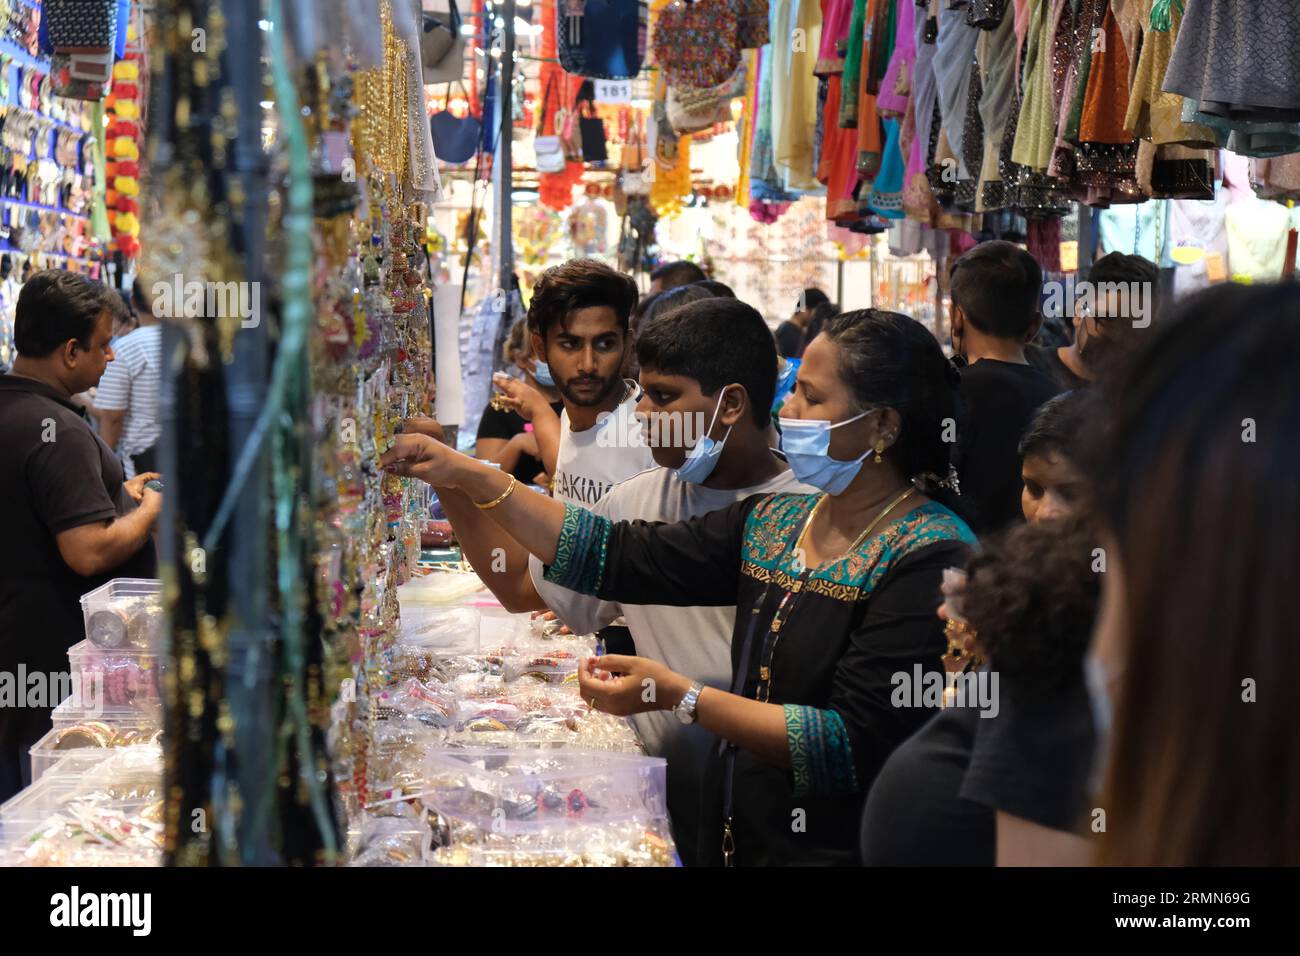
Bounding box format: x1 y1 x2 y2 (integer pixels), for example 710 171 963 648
94 324 161 475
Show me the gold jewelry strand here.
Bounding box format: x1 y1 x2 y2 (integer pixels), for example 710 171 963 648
793 486 918 568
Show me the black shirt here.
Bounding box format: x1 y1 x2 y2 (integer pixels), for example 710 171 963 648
954 359 1062 535
860 702 994 866
0 375 156 746
774 321 805 360
960 670 1096 833
474 399 564 484
1026 344 1088 392
860 670 1095 866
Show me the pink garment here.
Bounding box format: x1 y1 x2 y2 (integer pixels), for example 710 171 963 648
817 0 854 74
828 221 873 257
878 0 917 116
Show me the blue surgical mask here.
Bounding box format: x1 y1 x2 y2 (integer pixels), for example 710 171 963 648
532 359 555 388
675 391 732 485
777 410 872 495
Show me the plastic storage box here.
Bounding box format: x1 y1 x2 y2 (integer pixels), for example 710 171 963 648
79 577 163 650
0 756 163 866
51 694 162 729
29 720 161 783
67 639 164 710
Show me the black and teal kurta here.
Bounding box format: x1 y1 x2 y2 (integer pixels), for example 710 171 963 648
545 492 976 866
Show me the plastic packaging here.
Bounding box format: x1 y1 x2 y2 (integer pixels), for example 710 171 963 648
418 747 670 836
396 604 480 656
396 569 485 605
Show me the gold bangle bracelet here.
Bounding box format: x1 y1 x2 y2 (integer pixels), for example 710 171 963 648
473 475 518 511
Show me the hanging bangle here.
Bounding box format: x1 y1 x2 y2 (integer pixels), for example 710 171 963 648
473 475 518 510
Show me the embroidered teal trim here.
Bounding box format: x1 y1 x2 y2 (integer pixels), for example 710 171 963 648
542 503 612 595
743 497 975 602
785 704 861 796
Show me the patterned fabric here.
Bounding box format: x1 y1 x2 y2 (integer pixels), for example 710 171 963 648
542 503 612 595
45 0 117 51
785 704 861 796
966 0 1010 29
1123 0 1215 146
1163 0 1300 115
740 495 976 603
653 0 741 90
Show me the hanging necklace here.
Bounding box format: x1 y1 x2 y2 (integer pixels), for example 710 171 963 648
755 485 918 702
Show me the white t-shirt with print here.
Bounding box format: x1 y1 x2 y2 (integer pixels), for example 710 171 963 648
550 390 654 506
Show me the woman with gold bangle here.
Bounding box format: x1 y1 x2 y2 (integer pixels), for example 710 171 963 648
383 310 975 866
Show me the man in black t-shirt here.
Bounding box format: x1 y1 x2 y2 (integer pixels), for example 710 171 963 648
949 241 1062 535
0 271 161 800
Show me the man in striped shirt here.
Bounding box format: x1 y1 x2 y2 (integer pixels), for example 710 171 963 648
93 282 160 478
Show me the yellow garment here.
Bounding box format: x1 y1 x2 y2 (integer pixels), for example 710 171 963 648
1122 0 1215 146
1011 0 1056 171
771 0 823 190
736 48 758 208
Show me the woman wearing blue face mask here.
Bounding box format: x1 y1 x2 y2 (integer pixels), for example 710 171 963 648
381 309 976 865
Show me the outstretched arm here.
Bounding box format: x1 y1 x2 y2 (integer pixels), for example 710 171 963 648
382 429 755 608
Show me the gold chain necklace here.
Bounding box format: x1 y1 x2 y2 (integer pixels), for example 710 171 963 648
793 485 917 571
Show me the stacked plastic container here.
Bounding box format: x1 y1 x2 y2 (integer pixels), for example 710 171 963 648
0 579 165 866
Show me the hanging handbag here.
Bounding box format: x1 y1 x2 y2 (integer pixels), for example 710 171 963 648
44 0 117 53
575 81 608 164
619 118 651 197
558 0 649 80
533 76 567 173
653 0 741 91
421 0 467 84
429 83 482 165
666 64 745 134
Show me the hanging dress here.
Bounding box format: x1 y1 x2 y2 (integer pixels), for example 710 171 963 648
773 0 825 190
877 0 915 117
1123 0 1215 146
1162 0 1300 156
975 10 1018 211
1074 2 1142 204
1163 0 1300 118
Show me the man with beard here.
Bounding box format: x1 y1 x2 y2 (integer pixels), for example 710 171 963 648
491 258 654 505
1028 252 1159 389
414 259 653 610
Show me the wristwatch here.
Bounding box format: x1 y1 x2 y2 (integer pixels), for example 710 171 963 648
673 680 705 725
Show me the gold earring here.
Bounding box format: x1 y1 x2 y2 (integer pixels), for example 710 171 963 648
874 439 885 464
